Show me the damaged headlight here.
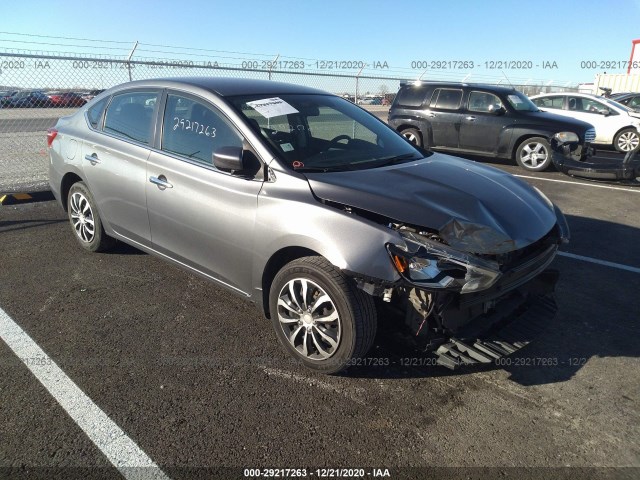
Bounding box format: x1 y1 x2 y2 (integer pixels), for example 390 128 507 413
387 230 502 293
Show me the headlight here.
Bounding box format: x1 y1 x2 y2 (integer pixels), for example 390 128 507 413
553 131 579 144
388 230 502 293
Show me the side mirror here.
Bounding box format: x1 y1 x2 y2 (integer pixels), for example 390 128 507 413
213 146 244 172
489 104 506 115
600 108 611 116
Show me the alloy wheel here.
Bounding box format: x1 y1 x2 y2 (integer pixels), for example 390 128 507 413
277 278 341 361
519 142 549 168
402 131 418 144
617 131 639 152
69 192 95 243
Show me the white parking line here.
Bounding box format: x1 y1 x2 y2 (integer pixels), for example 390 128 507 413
515 175 640 193
558 251 640 274
0 307 170 480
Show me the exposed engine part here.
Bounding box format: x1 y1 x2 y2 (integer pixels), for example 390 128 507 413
392 223 446 245
405 288 435 337
382 288 393 303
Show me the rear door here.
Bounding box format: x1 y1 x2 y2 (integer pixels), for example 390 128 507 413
81 89 160 245
425 88 464 147
459 90 509 153
146 91 264 294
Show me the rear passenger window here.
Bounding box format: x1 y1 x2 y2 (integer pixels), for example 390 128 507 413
395 86 429 107
86 97 108 130
429 89 463 110
104 91 158 144
161 94 243 167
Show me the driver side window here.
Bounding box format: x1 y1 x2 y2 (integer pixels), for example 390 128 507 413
162 94 243 167
468 91 502 113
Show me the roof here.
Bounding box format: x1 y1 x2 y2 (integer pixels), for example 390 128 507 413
530 92 603 99
118 77 329 97
399 80 517 94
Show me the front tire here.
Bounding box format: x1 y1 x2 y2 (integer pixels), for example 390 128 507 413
67 182 115 252
614 128 640 153
269 256 377 374
515 137 552 171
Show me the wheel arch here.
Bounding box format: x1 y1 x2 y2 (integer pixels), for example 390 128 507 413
60 171 85 212
261 246 322 319
511 132 551 159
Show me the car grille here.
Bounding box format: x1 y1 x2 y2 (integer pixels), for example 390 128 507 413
585 128 596 143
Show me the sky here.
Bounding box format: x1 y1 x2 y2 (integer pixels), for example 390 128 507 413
1 0 639 86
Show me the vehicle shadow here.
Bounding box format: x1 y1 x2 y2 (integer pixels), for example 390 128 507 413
342 214 639 387
0 218 67 233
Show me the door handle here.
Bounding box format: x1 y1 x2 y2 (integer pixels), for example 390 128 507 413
465 116 476 121
426 112 436 118
149 175 173 189
84 153 101 164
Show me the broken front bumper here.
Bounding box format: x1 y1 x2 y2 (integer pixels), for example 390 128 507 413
552 145 640 184
434 269 559 369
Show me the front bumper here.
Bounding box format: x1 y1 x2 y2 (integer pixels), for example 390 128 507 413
552 145 640 184
434 269 559 369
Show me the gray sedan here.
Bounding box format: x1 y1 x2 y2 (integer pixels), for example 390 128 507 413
48 78 569 373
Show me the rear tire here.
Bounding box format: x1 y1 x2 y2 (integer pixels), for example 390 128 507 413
515 137 552 171
67 182 116 252
269 256 377 374
401 128 423 147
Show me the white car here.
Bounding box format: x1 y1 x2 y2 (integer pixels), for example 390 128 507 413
530 93 640 152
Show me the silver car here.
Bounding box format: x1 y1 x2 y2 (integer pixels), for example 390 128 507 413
48 78 569 374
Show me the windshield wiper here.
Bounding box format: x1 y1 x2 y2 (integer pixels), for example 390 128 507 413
367 153 422 168
295 164 355 173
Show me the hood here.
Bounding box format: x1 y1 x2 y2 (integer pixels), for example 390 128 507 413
627 111 640 120
527 110 594 131
304 154 558 254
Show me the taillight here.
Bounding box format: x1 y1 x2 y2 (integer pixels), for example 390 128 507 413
46 128 58 148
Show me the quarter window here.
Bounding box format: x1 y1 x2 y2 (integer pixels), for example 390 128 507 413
104 91 158 144
396 86 430 107
162 94 243 166
468 91 503 113
86 97 108 130
429 89 463 110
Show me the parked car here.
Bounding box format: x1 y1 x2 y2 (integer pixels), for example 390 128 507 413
47 92 87 108
389 82 595 171
48 78 569 373
81 89 105 102
611 92 640 110
0 90 18 107
3 90 51 108
530 92 640 153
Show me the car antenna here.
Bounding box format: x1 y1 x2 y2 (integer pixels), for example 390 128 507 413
501 70 515 89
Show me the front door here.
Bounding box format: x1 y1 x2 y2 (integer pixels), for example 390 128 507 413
146 92 264 294
459 90 510 153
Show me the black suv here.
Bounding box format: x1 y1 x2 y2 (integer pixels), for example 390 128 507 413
389 82 595 171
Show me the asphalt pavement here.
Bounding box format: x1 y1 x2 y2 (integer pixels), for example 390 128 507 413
0 161 638 479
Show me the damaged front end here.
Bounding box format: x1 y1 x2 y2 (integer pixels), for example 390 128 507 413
360 218 567 369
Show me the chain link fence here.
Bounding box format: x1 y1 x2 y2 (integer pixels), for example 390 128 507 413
0 52 579 193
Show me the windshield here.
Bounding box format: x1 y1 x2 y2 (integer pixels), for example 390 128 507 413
506 92 539 112
229 93 426 172
604 97 638 112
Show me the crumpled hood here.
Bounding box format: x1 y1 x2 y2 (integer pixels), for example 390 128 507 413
304 154 559 254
